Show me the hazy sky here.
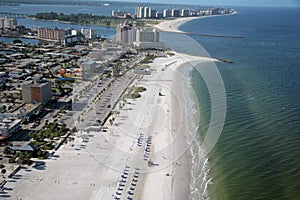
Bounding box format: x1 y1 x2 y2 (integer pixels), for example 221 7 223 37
111 0 300 7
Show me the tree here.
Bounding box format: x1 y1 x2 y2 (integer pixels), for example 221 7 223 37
13 39 23 44
3 147 10 155
71 127 77 133
1 168 6 178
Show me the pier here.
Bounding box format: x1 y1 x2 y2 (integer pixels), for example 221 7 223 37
161 30 245 39
182 31 245 38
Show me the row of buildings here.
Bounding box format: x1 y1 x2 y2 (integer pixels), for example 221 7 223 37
0 16 17 30
136 6 234 19
116 23 164 49
113 6 234 19
37 27 96 45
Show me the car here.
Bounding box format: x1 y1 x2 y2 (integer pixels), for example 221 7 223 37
131 182 136 186
127 190 134 195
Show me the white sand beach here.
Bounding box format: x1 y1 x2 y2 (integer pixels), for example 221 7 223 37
154 17 200 33
3 17 218 200
154 12 237 34
3 51 215 200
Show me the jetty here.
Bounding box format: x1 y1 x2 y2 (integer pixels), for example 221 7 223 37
182 31 245 38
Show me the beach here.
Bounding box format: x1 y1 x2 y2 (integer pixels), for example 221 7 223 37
3 18 217 200
154 17 200 33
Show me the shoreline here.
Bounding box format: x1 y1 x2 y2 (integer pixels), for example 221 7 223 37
2 13 223 200
149 13 231 200
154 12 237 33
3 50 216 200
139 51 217 200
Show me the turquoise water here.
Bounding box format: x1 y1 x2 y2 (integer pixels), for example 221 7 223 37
179 7 300 200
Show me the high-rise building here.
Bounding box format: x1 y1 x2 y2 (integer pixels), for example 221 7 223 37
116 24 164 48
37 27 66 42
8 18 17 29
134 28 164 49
181 9 191 17
135 6 152 18
136 28 159 43
0 18 4 29
116 24 128 43
143 7 152 18
127 28 137 44
163 9 172 18
172 9 180 17
135 6 144 18
0 16 17 30
81 28 96 39
22 82 52 104
116 23 137 44
155 12 163 19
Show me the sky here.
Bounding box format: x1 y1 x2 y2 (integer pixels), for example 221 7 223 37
110 0 300 7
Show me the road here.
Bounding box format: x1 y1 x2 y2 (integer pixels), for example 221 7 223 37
58 54 145 131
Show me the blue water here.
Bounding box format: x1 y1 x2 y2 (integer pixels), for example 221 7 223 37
179 6 300 200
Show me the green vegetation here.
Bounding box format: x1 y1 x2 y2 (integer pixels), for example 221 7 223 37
140 54 157 64
135 86 147 93
1 168 6 177
30 122 69 142
32 12 122 27
2 121 71 164
135 19 160 27
13 39 23 44
125 86 147 99
9 151 33 164
167 52 175 56
30 12 159 27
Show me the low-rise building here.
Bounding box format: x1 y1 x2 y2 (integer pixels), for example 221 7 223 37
0 115 21 141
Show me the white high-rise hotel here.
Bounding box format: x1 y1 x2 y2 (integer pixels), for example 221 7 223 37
135 6 152 18
116 23 164 49
0 16 17 30
135 28 164 49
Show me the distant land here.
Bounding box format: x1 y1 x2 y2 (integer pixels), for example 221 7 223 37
29 12 158 27
0 0 214 7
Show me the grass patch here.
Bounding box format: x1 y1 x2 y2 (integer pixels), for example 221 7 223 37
125 86 147 99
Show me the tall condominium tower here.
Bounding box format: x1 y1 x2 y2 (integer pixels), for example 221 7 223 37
116 23 137 44
135 6 152 18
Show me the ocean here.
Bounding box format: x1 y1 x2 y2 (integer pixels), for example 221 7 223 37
1 3 300 200
176 6 300 200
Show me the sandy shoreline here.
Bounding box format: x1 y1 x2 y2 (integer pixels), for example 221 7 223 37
154 12 237 34
3 51 215 200
154 17 200 33
2 17 219 200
